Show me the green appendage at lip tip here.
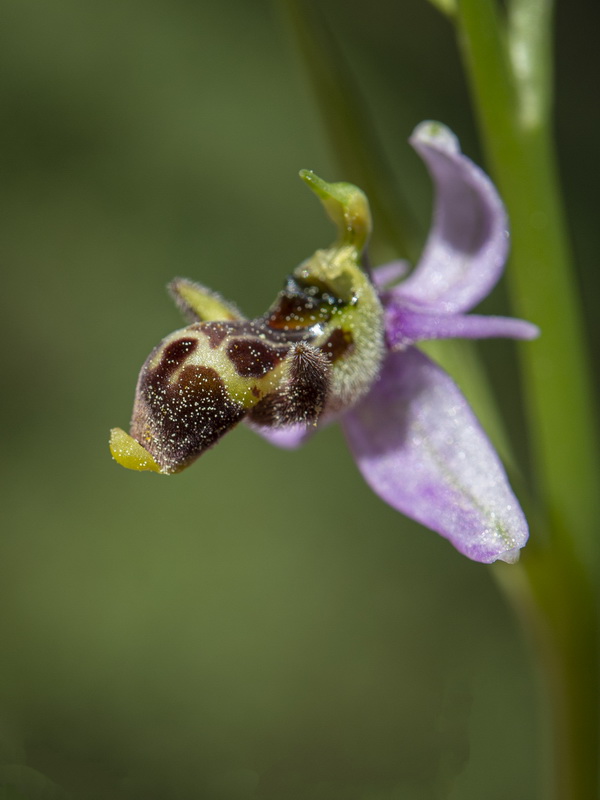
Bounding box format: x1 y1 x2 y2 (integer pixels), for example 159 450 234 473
109 428 162 473
299 169 371 251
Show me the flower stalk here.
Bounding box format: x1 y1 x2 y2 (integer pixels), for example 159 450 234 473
278 0 422 262
455 1 599 797
455 0 600 563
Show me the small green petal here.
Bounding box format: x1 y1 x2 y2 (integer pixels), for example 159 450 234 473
168 278 244 323
109 428 162 473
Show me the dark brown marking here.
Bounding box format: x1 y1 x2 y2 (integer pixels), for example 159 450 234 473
152 338 198 382
249 343 329 427
131 360 246 473
227 338 287 378
321 328 354 362
164 338 197 362
198 321 238 349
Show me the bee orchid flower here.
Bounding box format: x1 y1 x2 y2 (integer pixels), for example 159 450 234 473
110 122 538 564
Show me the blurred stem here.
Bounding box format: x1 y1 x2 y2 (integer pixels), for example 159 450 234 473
495 542 598 800
279 0 422 261
456 0 599 564
425 0 457 16
455 0 599 798
507 0 553 128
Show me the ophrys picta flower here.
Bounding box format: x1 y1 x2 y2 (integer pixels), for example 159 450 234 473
110 122 538 564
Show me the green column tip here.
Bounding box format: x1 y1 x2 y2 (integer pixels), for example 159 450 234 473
299 170 371 250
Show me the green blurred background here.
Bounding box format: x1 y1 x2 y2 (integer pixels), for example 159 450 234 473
1 1 597 798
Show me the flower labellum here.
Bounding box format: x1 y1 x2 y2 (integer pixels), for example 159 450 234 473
111 122 538 564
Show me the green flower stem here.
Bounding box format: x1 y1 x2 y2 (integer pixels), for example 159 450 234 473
495 548 598 800
456 0 599 564
455 1 599 798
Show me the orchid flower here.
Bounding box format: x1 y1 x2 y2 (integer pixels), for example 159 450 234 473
110 122 538 564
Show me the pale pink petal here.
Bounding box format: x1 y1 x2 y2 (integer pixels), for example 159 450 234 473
391 122 509 314
247 422 314 450
385 304 540 348
371 260 410 289
342 348 528 563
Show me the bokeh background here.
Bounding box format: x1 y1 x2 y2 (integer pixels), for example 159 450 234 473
1 1 598 798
